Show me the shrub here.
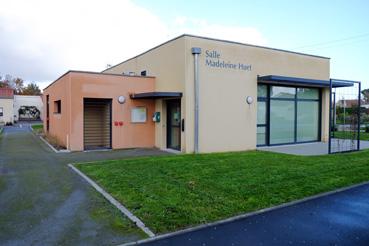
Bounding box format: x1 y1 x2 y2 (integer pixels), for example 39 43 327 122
365 125 369 133
44 133 66 150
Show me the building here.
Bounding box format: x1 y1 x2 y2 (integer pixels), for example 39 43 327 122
336 99 363 108
43 34 354 152
0 88 14 125
13 95 43 121
0 88 43 125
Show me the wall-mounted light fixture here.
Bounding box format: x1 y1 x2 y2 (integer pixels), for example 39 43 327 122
246 96 253 105
118 95 126 104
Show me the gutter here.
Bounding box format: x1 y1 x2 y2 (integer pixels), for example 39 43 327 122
191 47 201 153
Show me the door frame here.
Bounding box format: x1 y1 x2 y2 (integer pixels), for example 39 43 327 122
83 98 112 150
166 99 181 150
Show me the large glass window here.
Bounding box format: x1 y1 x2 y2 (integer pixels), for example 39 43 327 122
270 100 295 144
257 101 266 125
258 85 320 145
257 127 266 145
270 86 296 99
258 84 267 98
297 88 319 99
257 84 268 146
297 101 319 141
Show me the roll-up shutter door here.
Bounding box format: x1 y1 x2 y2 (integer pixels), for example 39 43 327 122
84 98 111 150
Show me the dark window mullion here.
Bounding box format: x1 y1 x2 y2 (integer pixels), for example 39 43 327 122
267 84 270 145
294 88 298 143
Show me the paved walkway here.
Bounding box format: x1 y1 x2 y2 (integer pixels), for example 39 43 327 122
0 125 168 246
140 183 369 246
258 139 369 156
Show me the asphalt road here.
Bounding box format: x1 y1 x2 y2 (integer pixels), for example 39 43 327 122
0 124 167 246
140 183 369 246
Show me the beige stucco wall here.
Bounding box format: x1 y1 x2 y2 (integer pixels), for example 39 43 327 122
0 98 14 124
104 37 187 151
184 36 330 152
105 35 330 153
321 87 330 142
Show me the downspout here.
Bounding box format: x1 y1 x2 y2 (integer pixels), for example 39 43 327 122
191 47 201 153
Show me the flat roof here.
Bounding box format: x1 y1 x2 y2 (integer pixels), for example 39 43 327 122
103 34 330 73
44 70 155 91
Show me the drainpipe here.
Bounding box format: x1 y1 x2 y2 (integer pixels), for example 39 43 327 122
192 47 201 153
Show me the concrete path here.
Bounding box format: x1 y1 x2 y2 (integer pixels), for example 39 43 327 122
258 139 369 156
0 125 168 246
140 183 369 246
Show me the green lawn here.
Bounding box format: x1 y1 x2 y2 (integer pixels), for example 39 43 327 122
31 124 43 134
76 150 369 233
333 131 369 141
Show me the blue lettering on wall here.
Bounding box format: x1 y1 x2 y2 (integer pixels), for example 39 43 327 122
205 50 252 71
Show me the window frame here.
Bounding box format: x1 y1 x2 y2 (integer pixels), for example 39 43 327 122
54 100 61 114
131 106 147 123
257 84 322 147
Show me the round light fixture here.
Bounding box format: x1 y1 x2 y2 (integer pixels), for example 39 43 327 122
246 96 253 105
118 95 126 104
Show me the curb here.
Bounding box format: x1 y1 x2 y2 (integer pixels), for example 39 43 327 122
68 163 155 238
119 180 369 246
28 124 70 153
39 136 70 153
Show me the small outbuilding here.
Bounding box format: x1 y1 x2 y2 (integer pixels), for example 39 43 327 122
43 71 157 151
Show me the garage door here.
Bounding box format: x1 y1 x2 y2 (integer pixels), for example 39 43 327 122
84 98 112 150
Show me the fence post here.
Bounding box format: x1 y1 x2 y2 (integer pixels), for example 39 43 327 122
328 79 332 154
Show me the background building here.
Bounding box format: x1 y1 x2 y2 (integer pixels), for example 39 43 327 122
0 88 43 125
13 95 43 121
0 88 14 125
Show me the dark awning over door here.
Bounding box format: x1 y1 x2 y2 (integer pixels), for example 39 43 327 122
130 92 182 99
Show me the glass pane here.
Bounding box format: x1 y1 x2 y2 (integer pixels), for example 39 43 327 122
257 126 266 145
170 127 180 149
297 101 319 141
297 88 319 100
270 86 295 99
270 100 295 144
258 84 267 98
171 106 181 126
167 101 181 150
257 101 266 125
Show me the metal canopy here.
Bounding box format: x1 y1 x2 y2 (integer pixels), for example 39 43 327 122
258 75 354 88
130 92 182 99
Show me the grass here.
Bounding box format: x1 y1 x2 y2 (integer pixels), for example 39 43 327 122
31 124 43 134
76 150 369 233
333 131 369 141
87 188 148 237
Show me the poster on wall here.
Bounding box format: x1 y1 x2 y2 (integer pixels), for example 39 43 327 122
131 107 147 123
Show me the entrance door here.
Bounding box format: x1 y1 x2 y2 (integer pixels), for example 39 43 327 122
167 99 181 150
84 98 112 150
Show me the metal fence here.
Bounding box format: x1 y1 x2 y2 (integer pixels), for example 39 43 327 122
329 79 361 154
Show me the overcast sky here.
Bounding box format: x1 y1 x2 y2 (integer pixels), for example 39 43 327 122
1 0 368 90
